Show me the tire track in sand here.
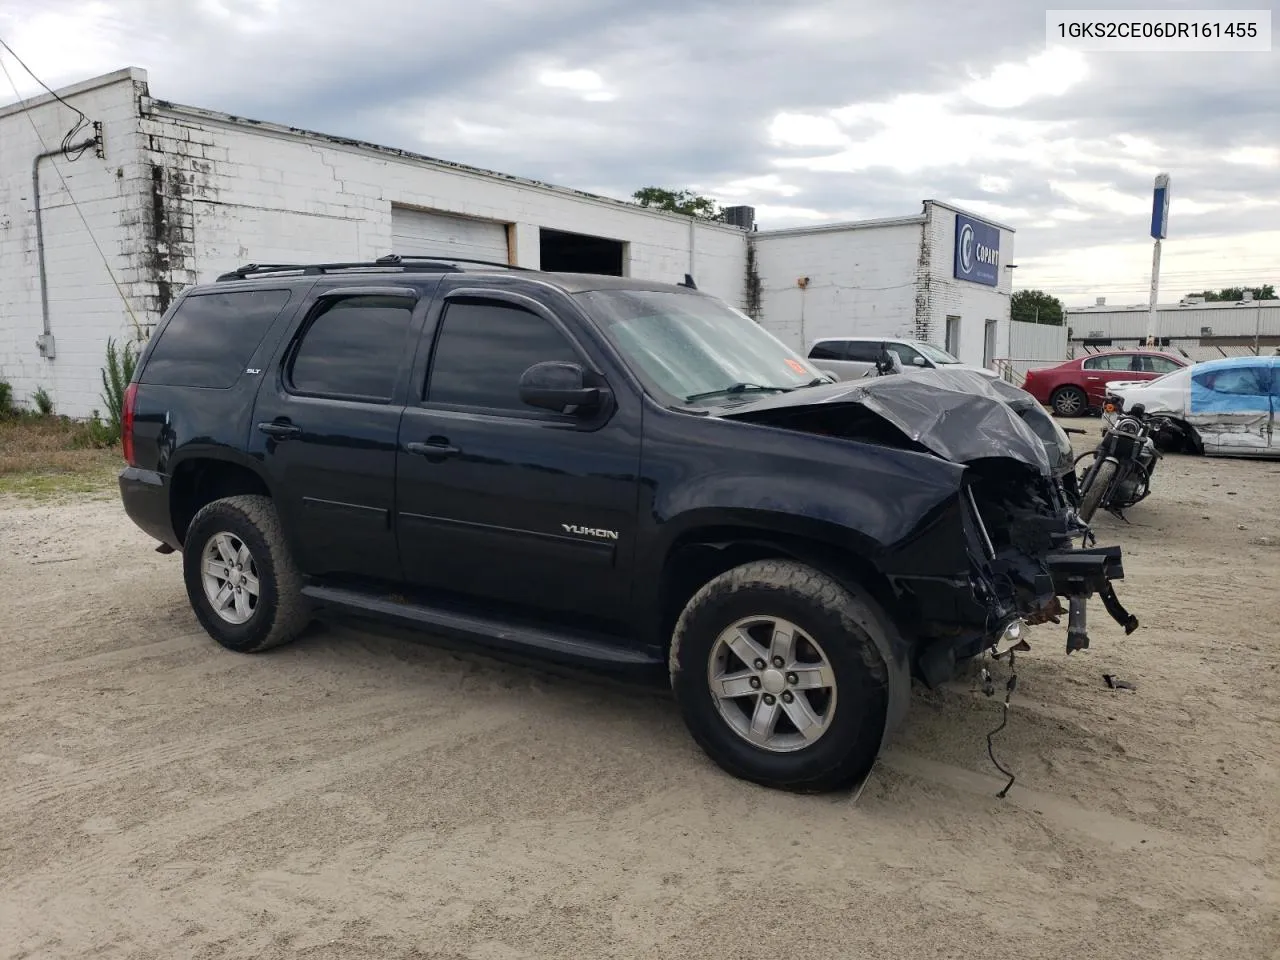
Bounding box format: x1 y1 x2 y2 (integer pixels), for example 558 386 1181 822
9 699 527 895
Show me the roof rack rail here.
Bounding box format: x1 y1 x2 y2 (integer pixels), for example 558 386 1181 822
214 254 534 283
374 253 533 271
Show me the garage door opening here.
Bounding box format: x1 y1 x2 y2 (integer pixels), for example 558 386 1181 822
539 229 625 276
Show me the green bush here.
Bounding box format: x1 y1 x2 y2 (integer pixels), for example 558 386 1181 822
99 337 140 440
0 380 13 419
32 386 54 415
69 410 118 449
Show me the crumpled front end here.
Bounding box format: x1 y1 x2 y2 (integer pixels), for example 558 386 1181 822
718 372 1141 685
961 460 1138 637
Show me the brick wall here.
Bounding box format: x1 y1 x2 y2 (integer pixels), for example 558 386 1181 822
750 220 923 353
0 69 149 417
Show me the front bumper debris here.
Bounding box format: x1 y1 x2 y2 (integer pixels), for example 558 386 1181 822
1044 546 1140 652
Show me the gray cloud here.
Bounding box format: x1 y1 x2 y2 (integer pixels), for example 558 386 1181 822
2 0 1276 304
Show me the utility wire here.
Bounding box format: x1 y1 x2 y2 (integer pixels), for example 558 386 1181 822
0 34 93 160
0 38 143 335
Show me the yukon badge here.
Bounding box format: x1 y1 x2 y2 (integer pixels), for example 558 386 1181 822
562 523 619 541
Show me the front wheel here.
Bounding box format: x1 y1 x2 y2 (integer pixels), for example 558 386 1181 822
1077 458 1118 524
669 559 891 793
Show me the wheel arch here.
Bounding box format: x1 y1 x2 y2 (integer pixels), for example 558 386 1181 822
169 451 274 547
654 522 900 657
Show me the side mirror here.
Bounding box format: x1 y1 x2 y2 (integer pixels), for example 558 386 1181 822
518 361 606 414
912 356 928 367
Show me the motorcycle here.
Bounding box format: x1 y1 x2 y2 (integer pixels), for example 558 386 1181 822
1073 402 1160 524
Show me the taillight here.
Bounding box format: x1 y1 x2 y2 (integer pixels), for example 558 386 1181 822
121 382 138 466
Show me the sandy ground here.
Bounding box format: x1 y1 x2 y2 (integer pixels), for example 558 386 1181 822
2 435 1278 960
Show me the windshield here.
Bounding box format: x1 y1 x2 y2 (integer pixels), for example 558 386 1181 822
912 341 962 364
1147 365 1194 387
577 289 830 404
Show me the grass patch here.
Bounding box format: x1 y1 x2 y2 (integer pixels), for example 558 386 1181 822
0 413 124 502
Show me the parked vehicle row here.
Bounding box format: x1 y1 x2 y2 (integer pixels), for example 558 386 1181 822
1022 350 1188 417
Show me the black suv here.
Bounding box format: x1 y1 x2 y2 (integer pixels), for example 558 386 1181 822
118 256 1137 792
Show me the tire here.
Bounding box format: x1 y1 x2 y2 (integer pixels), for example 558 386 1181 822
1077 458 1117 523
182 494 310 653
1051 386 1088 417
669 559 891 793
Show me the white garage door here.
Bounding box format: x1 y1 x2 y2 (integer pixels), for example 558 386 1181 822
389 207 509 263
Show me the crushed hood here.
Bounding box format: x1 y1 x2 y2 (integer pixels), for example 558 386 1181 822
718 368 1055 475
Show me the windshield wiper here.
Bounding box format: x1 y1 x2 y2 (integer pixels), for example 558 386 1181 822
684 382 792 403
801 376 835 387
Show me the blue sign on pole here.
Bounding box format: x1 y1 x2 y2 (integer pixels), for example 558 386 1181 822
1150 172 1171 239
953 213 1000 286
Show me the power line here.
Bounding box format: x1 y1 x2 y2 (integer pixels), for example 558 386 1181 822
0 33 93 160
0 37 142 334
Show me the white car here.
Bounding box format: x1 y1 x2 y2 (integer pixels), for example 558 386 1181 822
806 337 999 382
1106 355 1280 458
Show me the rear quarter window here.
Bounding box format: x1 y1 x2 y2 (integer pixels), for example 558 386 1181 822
140 289 292 388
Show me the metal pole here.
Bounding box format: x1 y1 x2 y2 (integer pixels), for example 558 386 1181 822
1144 239 1162 347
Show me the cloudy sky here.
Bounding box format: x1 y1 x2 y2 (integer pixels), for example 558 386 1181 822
1 0 1276 305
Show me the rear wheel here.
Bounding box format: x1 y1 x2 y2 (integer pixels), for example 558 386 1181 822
1051 385 1088 417
182 495 310 653
669 559 891 793
1077 458 1117 523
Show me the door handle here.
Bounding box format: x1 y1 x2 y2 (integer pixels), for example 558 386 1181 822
406 437 461 459
258 421 302 440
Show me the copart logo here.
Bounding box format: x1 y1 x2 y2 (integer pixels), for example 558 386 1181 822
959 223 975 273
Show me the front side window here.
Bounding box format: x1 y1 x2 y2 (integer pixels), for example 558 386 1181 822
577 289 826 405
289 295 415 401
1197 366 1272 396
912 341 962 364
889 344 926 367
426 299 580 412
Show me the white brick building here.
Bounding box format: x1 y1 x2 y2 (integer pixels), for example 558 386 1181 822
2 67 1015 417
750 203 1016 368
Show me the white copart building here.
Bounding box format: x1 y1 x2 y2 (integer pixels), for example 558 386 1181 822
2 66 1015 418
0 68 747 417
750 203 1016 369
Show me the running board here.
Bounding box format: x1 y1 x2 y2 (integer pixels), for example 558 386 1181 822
300 584 664 671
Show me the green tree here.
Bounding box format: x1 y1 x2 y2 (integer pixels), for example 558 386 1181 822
632 187 723 221
1010 289 1064 325
1187 285 1276 301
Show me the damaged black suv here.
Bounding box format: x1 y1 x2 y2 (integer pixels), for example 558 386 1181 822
118 256 1138 792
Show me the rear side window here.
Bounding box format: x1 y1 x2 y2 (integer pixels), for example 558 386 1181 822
845 342 883 363
140 289 291 388
1083 354 1134 371
808 341 846 361
288 295 416 402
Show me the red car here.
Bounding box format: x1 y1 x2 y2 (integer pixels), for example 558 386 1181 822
1023 350 1189 417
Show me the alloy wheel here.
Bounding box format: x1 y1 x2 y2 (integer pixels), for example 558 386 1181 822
706 616 838 753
